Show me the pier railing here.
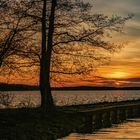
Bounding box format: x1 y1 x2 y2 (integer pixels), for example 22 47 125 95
75 101 140 133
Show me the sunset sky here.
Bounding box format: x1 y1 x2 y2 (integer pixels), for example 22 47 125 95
0 0 140 87
60 0 140 87
87 0 140 87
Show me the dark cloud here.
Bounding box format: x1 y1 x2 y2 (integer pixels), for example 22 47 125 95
125 78 140 82
92 0 140 38
83 76 140 87
127 27 140 37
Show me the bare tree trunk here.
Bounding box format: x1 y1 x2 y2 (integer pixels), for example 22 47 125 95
45 0 57 111
40 0 54 113
40 0 47 112
40 0 56 113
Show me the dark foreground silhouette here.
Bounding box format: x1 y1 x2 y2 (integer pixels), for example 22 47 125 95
0 99 140 140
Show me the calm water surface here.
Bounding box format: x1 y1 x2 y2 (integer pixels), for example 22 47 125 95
1 90 140 107
59 119 140 140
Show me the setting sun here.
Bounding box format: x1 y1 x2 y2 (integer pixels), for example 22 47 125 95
107 71 129 79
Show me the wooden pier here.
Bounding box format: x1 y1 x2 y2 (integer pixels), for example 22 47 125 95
74 101 140 133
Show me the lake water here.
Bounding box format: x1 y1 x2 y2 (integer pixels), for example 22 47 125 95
0 90 140 108
59 118 140 140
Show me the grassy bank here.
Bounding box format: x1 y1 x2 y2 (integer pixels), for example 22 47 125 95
0 109 84 140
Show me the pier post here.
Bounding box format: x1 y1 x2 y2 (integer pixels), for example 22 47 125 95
83 114 93 133
92 114 97 131
110 109 118 124
102 110 111 128
133 107 140 117
94 112 102 130
119 109 126 122
127 108 134 118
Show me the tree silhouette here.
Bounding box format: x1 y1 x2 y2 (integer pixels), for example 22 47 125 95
0 0 132 112
40 0 131 112
0 0 40 72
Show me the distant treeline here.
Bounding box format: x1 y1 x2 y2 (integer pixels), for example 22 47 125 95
0 83 140 91
54 86 140 91
0 83 39 91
